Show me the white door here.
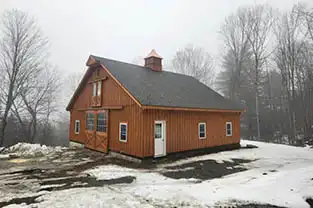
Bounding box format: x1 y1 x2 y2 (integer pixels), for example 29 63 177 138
154 120 166 157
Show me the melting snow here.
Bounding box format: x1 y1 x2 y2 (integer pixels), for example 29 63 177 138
1 143 66 157
78 141 313 207
1 140 313 207
0 154 10 159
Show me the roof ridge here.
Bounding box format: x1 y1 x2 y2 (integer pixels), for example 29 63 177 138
91 54 145 69
90 54 196 78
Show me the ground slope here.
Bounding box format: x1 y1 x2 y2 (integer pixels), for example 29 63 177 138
0 140 312 207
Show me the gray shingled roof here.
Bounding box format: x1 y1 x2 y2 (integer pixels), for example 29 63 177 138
92 55 243 111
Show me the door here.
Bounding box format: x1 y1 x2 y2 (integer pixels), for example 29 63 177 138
94 111 108 153
84 111 108 153
85 112 96 149
154 120 166 157
85 130 95 149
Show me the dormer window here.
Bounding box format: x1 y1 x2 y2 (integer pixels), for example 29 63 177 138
91 70 103 107
92 82 97 96
97 81 102 96
96 68 100 77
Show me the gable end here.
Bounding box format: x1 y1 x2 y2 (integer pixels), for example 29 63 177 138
66 56 142 111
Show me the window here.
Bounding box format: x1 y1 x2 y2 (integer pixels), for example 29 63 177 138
92 82 97 96
75 120 80 134
119 123 127 142
226 122 232 136
96 68 100 77
97 81 102 96
198 122 206 139
86 113 94 131
96 112 107 132
155 123 162 139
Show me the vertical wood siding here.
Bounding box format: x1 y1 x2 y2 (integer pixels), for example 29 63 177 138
141 109 241 157
69 67 143 157
69 66 241 158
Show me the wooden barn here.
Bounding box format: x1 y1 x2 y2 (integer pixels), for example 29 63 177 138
66 50 244 158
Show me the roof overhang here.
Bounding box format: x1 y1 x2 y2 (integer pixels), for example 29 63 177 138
142 105 245 113
86 56 98 66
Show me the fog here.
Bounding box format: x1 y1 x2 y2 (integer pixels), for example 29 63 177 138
1 0 304 74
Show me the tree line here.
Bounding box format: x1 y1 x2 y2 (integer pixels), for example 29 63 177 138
1 3 312 147
216 3 313 145
167 3 313 145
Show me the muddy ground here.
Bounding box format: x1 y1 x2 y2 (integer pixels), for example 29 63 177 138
0 146 288 208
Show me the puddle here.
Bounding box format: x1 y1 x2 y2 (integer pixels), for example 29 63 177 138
0 168 43 176
0 195 42 207
161 158 252 180
235 204 287 208
241 144 258 149
218 200 287 208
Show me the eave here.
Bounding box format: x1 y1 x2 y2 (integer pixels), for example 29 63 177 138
142 105 245 113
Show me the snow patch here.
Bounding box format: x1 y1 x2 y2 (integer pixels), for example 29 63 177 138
3 143 66 157
35 187 154 208
0 154 10 159
40 184 66 189
84 165 139 180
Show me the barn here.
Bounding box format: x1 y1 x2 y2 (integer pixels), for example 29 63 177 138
66 50 244 158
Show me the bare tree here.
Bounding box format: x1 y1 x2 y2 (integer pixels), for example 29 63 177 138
0 10 48 146
11 66 60 143
274 5 307 143
298 4 313 42
66 72 83 95
245 5 275 140
172 45 215 86
218 7 252 101
218 5 275 141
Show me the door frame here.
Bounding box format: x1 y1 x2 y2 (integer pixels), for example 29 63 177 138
154 120 166 157
84 110 109 153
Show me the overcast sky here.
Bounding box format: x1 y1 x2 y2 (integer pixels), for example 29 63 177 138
1 0 310 75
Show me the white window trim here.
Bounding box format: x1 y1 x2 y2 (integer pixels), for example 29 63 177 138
226 122 232 136
75 120 80 135
198 122 206 139
97 81 102 96
92 82 97 96
119 122 128 142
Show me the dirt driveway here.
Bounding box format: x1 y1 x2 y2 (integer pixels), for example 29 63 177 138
0 145 288 208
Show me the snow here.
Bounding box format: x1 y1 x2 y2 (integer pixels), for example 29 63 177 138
82 141 313 207
2 140 313 207
39 184 67 189
35 187 155 208
85 165 143 180
0 154 10 159
1 143 66 157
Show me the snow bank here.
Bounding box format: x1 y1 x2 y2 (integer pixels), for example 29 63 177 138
3 143 66 157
